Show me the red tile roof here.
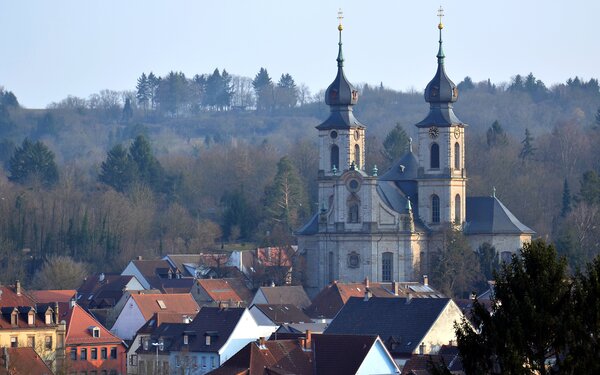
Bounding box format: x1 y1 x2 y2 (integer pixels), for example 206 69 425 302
198 279 243 303
129 293 199 320
61 303 123 346
0 284 36 307
0 347 53 375
29 289 77 304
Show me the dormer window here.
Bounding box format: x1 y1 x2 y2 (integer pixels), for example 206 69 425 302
205 335 211 346
45 311 52 325
11 310 18 326
28 311 35 325
183 334 189 345
91 326 100 338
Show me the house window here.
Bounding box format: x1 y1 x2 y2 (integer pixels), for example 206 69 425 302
129 354 137 366
10 337 17 348
202 356 206 368
27 336 35 348
431 195 440 223
176 355 181 367
92 327 100 338
91 348 97 360
347 200 360 223
28 312 35 325
101 348 107 359
70 348 77 360
501 251 512 263
454 142 460 170
430 143 440 169
382 252 393 282
330 144 339 171
80 348 87 360
45 312 52 325
157 300 167 309
354 144 361 169
455 194 461 224
110 347 117 359
45 336 53 350
211 357 217 368
183 335 189 345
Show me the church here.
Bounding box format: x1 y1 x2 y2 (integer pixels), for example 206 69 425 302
296 15 534 297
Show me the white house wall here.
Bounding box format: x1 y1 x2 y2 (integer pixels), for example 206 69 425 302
111 297 146 340
420 300 465 354
355 339 401 375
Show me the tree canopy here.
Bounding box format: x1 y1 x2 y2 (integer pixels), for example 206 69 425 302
8 138 59 187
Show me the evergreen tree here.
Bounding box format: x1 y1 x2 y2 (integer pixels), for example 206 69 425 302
477 242 499 281
561 178 572 217
252 67 274 112
276 73 298 109
147 72 160 110
263 156 309 231
382 123 410 161
457 76 475 91
485 120 508 148
128 134 164 190
122 98 133 122
456 240 572 374
579 170 600 206
204 68 223 109
509 74 525 91
99 144 135 192
221 189 257 241
135 73 150 111
519 128 536 163
155 71 189 116
219 69 234 109
595 107 600 128
8 138 59 187
0 103 15 136
0 88 18 107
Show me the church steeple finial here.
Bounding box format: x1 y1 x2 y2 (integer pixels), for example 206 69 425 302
437 6 445 63
337 8 344 67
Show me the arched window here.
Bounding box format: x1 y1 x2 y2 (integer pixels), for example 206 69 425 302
347 197 360 223
331 145 339 171
454 142 460 170
430 143 440 169
354 144 361 169
382 252 393 282
455 194 461 224
431 194 440 223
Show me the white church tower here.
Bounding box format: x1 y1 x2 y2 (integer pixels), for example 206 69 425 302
415 9 466 229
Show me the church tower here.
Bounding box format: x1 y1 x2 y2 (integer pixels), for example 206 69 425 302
317 11 365 178
416 9 467 228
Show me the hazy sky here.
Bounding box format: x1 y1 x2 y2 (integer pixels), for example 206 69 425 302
1 1 598 109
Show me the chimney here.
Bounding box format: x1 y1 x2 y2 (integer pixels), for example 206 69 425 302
364 277 370 289
470 291 477 300
258 337 266 348
98 273 105 282
54 302 59 324
419 342 425 355
137 255 143 261
393 281 400 296
300 330 312 351
406 293 412 304
270 281 275 287
422 274 428 286
183 315 191 324
364 289 372 301
70 298 76 308
15 280 21 296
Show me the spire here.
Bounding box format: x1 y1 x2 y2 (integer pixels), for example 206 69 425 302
337 8 344 67
416 6 463 128
318 8 364 131
436 6 445 64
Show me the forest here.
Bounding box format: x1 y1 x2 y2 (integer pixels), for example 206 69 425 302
1 67 600 292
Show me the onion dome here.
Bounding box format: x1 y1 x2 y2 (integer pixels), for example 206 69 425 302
416 10 463 128
317 11 365 131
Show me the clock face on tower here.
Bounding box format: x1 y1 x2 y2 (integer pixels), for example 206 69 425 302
428 126 439 139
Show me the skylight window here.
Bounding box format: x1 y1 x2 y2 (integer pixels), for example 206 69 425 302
157 300 167 309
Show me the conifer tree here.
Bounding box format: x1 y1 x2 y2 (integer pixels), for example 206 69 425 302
252 67 274 112
486 120 508 148
135 72 150 111
99 144 135 192
579 170 600 206
519 128 536 163
382 123 410 161
8 138 59 187
561 178 572 217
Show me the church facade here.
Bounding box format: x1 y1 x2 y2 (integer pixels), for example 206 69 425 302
296 20 534 297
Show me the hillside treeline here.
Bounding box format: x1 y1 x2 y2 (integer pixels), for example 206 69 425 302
0 69 599 284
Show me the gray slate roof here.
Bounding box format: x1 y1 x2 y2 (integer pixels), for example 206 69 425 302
257 286 311 310
465 196 535 235
325 296 452 357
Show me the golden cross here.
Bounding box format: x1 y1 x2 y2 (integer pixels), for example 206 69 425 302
437 6 444 23
337 8 344 27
